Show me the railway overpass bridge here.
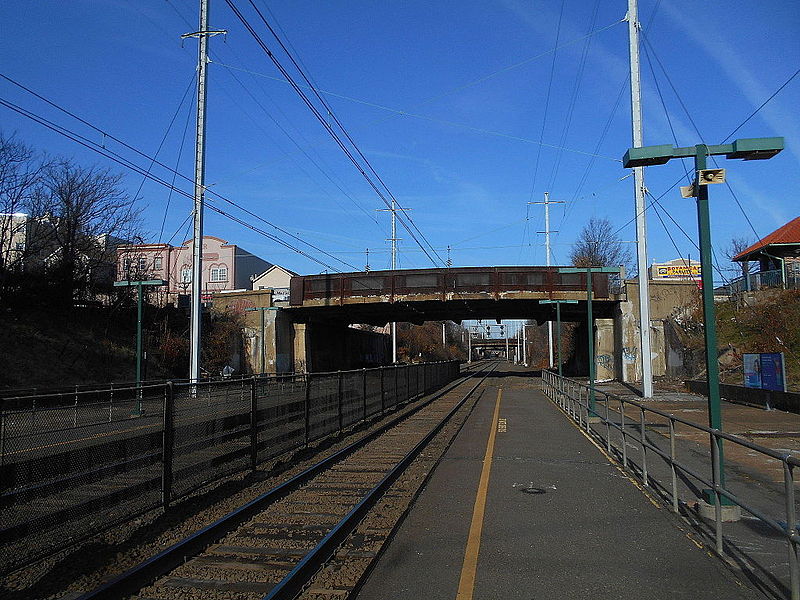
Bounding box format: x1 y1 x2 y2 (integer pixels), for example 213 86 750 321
278 266 625 377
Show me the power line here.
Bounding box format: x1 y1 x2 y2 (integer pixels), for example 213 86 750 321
545 0 600 193
0 73 367 269
638 30 764 246
214 63 385 231
0 93 355 272
205 59 623 163
722 67 800 142
529 0 565 202
159 89 195 243
224 0 445 268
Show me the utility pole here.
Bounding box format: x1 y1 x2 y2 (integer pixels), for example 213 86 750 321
531 193 563 369
516 324 521 364
505 326 510 361
522 323 527 366
183 0 225 384
627 0 653 398
378 202 409 364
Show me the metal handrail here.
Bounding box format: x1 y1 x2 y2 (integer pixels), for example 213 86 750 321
541 370 799 600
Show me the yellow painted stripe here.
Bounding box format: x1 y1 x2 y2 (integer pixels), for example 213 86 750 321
456 387 502 600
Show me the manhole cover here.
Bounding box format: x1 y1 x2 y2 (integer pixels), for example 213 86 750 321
513 482 556 495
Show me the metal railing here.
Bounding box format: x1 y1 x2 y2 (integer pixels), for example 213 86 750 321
728 268 799 294
541 370 800 599
0 361 460 574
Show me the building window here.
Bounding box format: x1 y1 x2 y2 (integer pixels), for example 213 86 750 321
181 268 192 283
154 256 163 270
124 258 132 270
210 267 228 282
15 242 25 251
138 257 147 270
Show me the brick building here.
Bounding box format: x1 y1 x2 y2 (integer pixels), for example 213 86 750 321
117 236 272 303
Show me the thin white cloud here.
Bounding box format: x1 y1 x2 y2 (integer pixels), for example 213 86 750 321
660 2 800 167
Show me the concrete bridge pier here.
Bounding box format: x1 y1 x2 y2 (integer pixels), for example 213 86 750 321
595 318 616 382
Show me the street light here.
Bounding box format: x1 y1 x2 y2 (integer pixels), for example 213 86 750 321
558 266 620 418
114 278 167 415
623 136 783 502
539 299 578 377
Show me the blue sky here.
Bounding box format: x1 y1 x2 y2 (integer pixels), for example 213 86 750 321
2 0 798 284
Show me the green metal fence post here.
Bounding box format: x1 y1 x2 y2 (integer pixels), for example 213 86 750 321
250 377 257 471
161 381 174 510
587 268 596 417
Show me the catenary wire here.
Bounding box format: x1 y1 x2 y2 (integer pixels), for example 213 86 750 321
0 75 361 270
0 95 352 272
224 0 443 267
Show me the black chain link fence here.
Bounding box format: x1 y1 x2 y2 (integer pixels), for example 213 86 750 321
0 361 459 574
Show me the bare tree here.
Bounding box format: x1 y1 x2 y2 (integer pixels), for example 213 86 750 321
569 216 632 269
0 133 52 304
32 159 142 304
724 236 753 280
0 133 47 269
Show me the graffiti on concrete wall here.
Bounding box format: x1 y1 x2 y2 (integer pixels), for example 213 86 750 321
622 346 638 363
597 354 613 370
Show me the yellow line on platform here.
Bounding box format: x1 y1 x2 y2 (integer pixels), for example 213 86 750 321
456 387 502 600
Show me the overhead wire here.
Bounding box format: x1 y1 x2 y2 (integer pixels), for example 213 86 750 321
639 29 762 243
241 0 445 266
520 0 566 263
159 89 195 243
545 0 600 193
0 92 354 272
214 61 385 231
129 71 195 238
529 0 565 202
0 73 366 269
223 0 444 267
131 3 389 237
721 66 800 143
203 59 623 163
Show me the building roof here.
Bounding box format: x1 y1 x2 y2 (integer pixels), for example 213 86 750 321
733 216 800 261
252 264 298 280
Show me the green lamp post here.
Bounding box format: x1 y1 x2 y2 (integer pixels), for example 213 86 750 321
114 278 167 415
538 299 578 377
623 136 784 499
558 266 620 417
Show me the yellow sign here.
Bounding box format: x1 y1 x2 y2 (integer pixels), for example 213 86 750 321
655 265 701 279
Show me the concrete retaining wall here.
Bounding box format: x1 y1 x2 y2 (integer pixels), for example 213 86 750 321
685 379 800 414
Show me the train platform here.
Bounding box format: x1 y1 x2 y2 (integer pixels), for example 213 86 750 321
355 367 762 599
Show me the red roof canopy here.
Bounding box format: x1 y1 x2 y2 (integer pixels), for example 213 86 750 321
733 216 800 261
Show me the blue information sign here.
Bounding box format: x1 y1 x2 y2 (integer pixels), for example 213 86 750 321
760 352 786 392
743 353 761 389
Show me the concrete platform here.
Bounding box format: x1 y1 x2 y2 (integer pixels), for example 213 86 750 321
356 367 761 599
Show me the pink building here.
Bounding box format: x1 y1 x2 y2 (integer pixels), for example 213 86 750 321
116 236 272 302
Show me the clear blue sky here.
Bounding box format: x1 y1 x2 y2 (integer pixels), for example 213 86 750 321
2 0 798 284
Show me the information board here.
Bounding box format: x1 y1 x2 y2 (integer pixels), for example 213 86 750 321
760 353 786 392
742 352 786 392
743 353 761 389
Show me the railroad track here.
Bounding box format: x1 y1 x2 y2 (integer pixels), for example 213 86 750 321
75 361 498 600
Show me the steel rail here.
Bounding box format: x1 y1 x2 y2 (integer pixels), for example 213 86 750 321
74 361 495 600
263 362 495 599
